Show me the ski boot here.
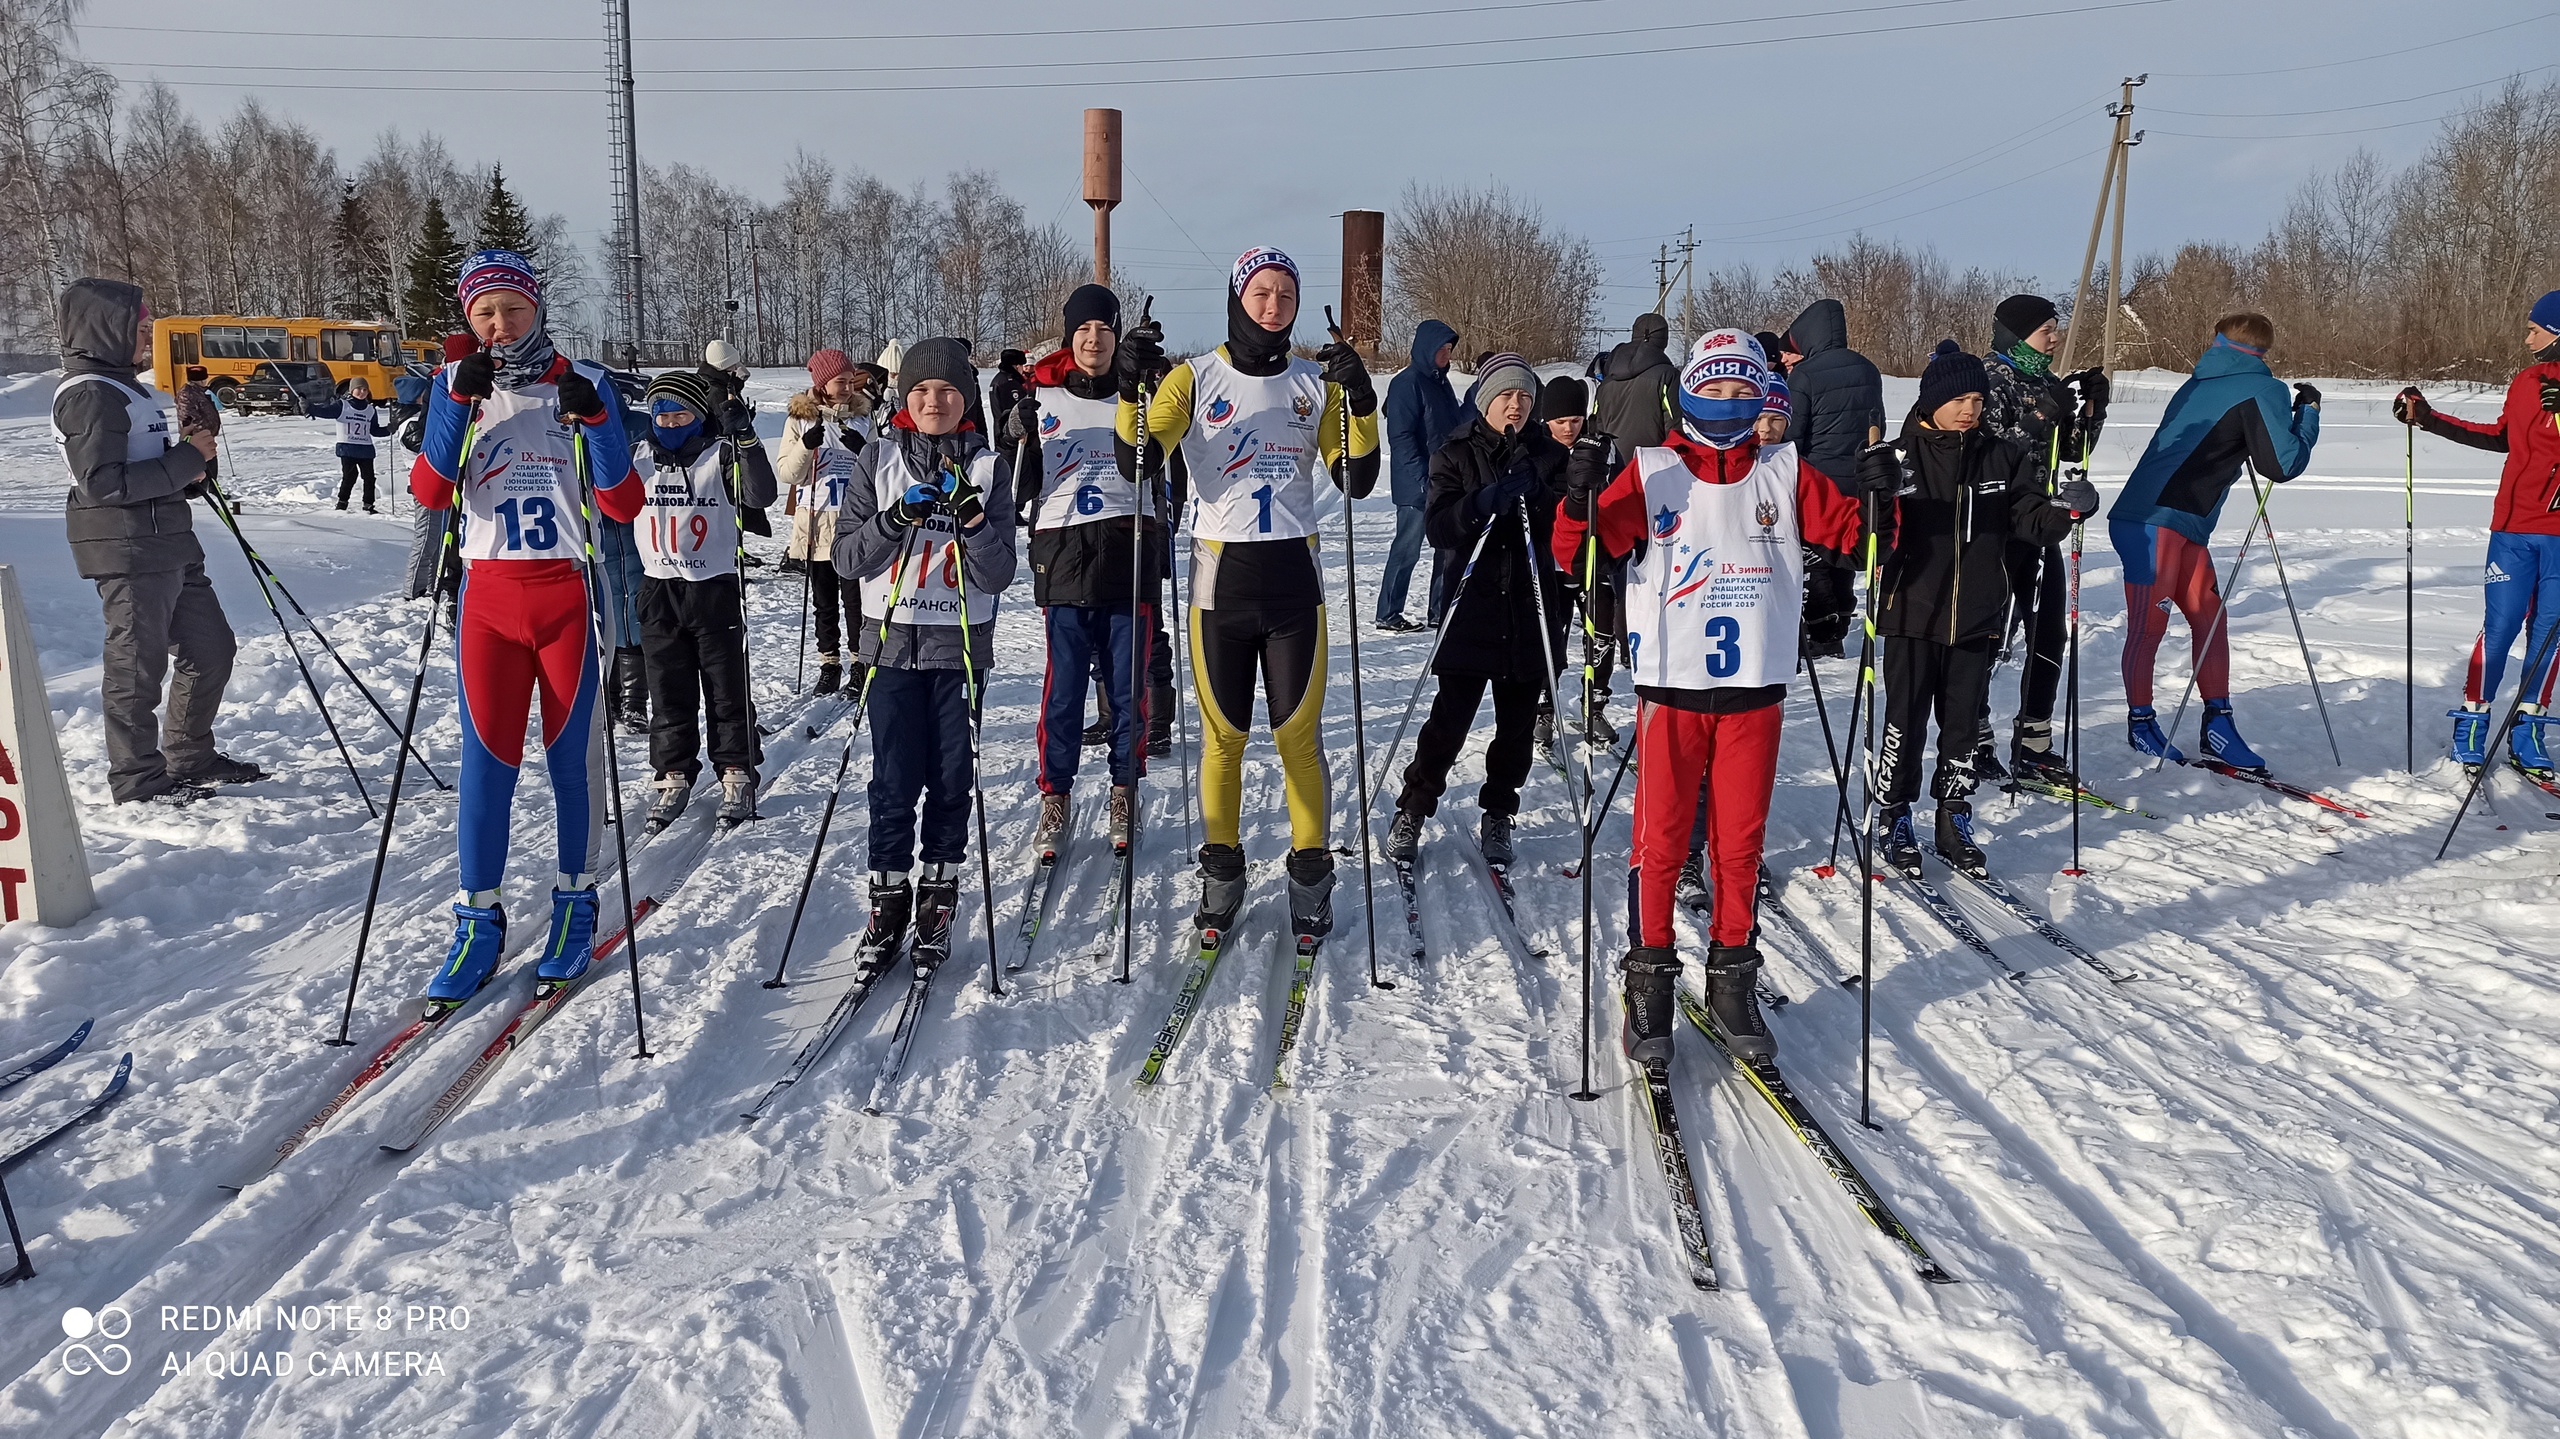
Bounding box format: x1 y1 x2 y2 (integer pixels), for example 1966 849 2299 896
1876 804 1922 878
1703 943 1775 1061
2009 719 2073 789
2127 705 2182 761
1082 692 1111 747
2199 701 2266 771
1479 810 1516 869
1034 790 1071 858
1193 844 1246 934
813 654 843 697
1285 847 1336 939
1935 800 1985 878
910 863 959 971
427 900 507 1002
535 886 599 984
1585 698 1619 749
134 781 216 809
1384 809 1425 865
715 767 758 830
1108 785 1138 854
2513 705 2555 777
1620 946 1678 1065
170 752 266 787
1147 682 1176 759
611 646 649 732
643 774 690 837
1971 734 2009 786
2450 703 2490 769
1533 708 1556 767
1674 850 1710 912
860 873 913 965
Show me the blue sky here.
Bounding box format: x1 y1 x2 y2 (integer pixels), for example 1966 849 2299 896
80 0 2555 353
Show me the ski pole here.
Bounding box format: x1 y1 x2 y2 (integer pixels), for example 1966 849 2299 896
2064 510 2086 877
1367 507 1500 803
945 464 1004 1000
200 476 376 815
207 481 447 787
1520 493 1585 836
1799 642 1857 856
2405 417 2416 772
1324 307 1389 993
0 1164 34 1283
572 427 652 1060
1850 485 1887 1129
2245 462 2339 764
793 478 815 692
2154 479 2272 768
1572 492 1608 1105
331 405 471 1048
2436 614 2560 859
1116 319 1157 987
762 523 920 989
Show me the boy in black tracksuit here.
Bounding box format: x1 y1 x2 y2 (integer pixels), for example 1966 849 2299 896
1868 342 2093 875
312 376 397 511
632 369 778 833
1384 354 1572 868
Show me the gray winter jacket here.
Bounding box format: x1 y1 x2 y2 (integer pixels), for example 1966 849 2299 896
56 278 207 578
833 421 1018 673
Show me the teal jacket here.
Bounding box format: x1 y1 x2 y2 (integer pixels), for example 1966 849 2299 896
2107 335 2318 545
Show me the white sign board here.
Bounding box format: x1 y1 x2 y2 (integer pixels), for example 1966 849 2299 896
0 564 95 928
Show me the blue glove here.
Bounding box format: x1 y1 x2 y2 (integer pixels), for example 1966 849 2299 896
895 478 943 527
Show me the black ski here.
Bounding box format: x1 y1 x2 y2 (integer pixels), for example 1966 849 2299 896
1269 932 1321 1091
1634 1053 1719 1290
1136 920 1239 1088
1883 861 2024 981
0 1052 133 1174
2172 757 2373 819
862 955 940 1116
1675 989 1955 1283
0 1019 92 1095
1924 844 2134 983
1386 856 1427 962
1011 824 1072 972
744 935 907 1122
2003 773 2162 819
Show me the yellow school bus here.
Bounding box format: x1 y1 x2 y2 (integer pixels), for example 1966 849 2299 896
149 315 416 399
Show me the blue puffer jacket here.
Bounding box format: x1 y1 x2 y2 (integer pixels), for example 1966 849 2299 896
2108 334 2319 546
1383 319 1462 508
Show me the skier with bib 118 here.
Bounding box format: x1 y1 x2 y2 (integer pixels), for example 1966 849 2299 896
1551 330 1868 1064
409 249 643 1001
2394 289 2560 779
2107 312 2319 768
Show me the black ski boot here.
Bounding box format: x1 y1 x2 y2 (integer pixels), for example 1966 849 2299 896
1674 850 1710 912
1970 733 2007 786
911 862 960 971
612 645 648 732
2010 719 2073 789
1285 847 1336 938
1083 690 1111 748
1877 804 1921 877
1533 707 1556 766
1384 808 1424 864
1478 809 1515 869
860 873 912 964
1703 943 1775 1061
1148 682 1176 758
1935 799 1986 877
1193 843 1246 934
1620 946 1678 1065
813 654 843 697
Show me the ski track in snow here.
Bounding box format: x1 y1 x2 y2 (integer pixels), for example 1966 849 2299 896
0 373 2556 1436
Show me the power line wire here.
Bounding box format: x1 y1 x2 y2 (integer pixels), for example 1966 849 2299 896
2150 64 2556 118
2150 12 2554 78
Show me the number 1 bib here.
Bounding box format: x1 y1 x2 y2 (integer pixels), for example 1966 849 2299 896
1179 350 1327 543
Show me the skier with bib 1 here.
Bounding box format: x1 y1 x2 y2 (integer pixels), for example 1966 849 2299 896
832 338 1020 972
2394 290 2560 777
1006 283 1164 858
1118 246 1379 941
409 249 642 1001
1551 330 1867 1064
632 368 777 834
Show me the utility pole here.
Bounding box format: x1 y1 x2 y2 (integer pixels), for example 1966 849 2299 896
746 214 767 366
1675 225 1698 342
601 0 643 368
2060 75 2145 378
1653 243 1674 314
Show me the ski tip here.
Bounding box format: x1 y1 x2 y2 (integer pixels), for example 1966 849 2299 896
1919 1263 1960 1285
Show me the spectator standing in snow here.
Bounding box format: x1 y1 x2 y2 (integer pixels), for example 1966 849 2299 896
309 376 398 512
54 278 261 805
1380 319 1461 631
1594 313 1680 449
1780 298 1886 661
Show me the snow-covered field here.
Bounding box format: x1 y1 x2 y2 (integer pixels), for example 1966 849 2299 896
1 366 2555 1438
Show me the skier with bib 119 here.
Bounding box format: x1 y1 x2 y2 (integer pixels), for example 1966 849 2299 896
2107 312 2318 768
1118 246 1379 941
1552 330 1868 1064
2394 289 2560 778
409 249 642 1001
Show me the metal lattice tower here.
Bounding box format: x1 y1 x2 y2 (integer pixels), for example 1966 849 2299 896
602 0 642 367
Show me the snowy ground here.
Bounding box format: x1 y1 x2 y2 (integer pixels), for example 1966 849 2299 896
1 368 2555 1438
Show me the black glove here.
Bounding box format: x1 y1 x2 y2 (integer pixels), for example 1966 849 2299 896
1564 431 1613 518
182 480 208 501
1801 554 1855 658
1315 340 1375 417
2065 367 2111 425
450 351 496 401
801 421 828 449
947 466 988 529
398 415 424 451
2393 387 2431 426
1856 441 1905 495
1475 464 1546 522
2542 375 2560 414
2051 467 2100 516
1117 321 1165 403
555 368 605 422
2292 381 2321 411
720 398 757 439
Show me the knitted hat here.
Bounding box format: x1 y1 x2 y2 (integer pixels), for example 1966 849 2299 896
1760 375 1792 424
897 336 976 399
807 347 851 388
1993 294 2058 348
703 339 744 376
875 338 906 373
1474 352 1537 413
644 367 721 419
1536 374 1587 421
1679 329 1770 399
1062 283 1121 341
1230 245 1300 296
455 249 539 309
1916 339 1989 416
2532 291 2560 334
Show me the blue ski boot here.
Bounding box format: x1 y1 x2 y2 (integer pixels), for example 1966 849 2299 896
2512 705 2555 778
2127 705 2183 761
535 886 598 984
1876 804 1921 878
428 902 506 1002
2449 704 2489 769
1935 800 1986 877
2199 701 2267 772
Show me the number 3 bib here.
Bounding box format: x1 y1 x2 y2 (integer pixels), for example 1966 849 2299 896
1621 444 1804 691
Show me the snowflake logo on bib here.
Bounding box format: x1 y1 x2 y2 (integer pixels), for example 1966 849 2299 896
1204 397 1237 428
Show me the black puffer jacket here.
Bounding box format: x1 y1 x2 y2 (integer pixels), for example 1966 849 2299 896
1009 356 1165 608
1423 418 1573 682
1593 313 1678 450
1781 299 1887 495
1876 410 2074 644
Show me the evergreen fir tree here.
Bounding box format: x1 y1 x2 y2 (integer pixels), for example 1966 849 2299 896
403 198 466 340
330 184 393 322
475 164 539 264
